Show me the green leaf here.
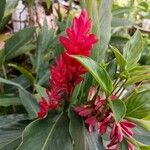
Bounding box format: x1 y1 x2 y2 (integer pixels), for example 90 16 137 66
140 146 150 150
34 84 49 101
0 77 24 90
68 107 103 150
127 117 150 132
26 0 35 6
82 0 100 62
133 125 150 146
0 0 6 22
46 0 51 9
118 140 129 150
125 90 150 119
0 95 21 107
72 55 113 96
0 114 29 150
5 27 35 59
123 30 144 69
110 45 126 71
6 43 35 60
98 0 112 62
8 64 35 84
111 18 133 27
109 99 126 123
125 74 150 86
128 65 150 77
106 59 117 80
19 89 39 119
0 77 39 119
37 70 50 85
35 20 54 78
17 112 72 150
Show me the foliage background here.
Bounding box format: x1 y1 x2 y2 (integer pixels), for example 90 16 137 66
0 0 150 149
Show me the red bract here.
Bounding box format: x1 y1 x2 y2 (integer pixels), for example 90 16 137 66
107 120 136 150
38 9 97 119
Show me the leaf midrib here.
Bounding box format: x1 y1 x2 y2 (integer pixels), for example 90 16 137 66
126 100 150 116
41 112 63 150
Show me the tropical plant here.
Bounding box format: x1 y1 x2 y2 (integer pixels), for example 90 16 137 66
0 0 150 150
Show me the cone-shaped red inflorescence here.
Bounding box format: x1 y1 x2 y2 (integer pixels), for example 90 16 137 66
38 9 98 119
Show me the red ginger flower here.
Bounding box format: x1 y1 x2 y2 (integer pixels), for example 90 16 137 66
38 9 97 119
107 120 136 150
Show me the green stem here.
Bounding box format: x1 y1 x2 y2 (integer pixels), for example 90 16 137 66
114 79 127 96
2 63 7 79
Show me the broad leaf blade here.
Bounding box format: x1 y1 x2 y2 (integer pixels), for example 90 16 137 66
109 99 126 123
72 55 113 96
17 112 72 150
0 114 29 150
19 89 39 119
123 30 144 68
68 107 103 150
125 90 150 119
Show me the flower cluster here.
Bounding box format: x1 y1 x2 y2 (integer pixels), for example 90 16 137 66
75 86 136 150
38 9 97 118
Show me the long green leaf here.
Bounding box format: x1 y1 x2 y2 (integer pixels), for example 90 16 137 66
98 0 112 62
8 64 35 84
125 74 150 86
110 45 126 71
35 20 54 78
19 89 39 119
0 95 21 107
17 112 72 150
0 77 39 118
0 0 6 22
123 30 144 69
72 55 113 96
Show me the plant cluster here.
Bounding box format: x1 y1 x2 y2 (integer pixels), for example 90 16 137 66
0 0 150 150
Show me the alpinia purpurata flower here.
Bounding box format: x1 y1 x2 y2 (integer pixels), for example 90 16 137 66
38 9 97 119
107 120 136 150
75 86 136 150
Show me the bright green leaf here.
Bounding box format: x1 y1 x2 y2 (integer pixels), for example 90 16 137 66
140 146 150 150
123 30 144 69
72 55 113 96
125 90 150 119
125 74 150 86
110 45 126 71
